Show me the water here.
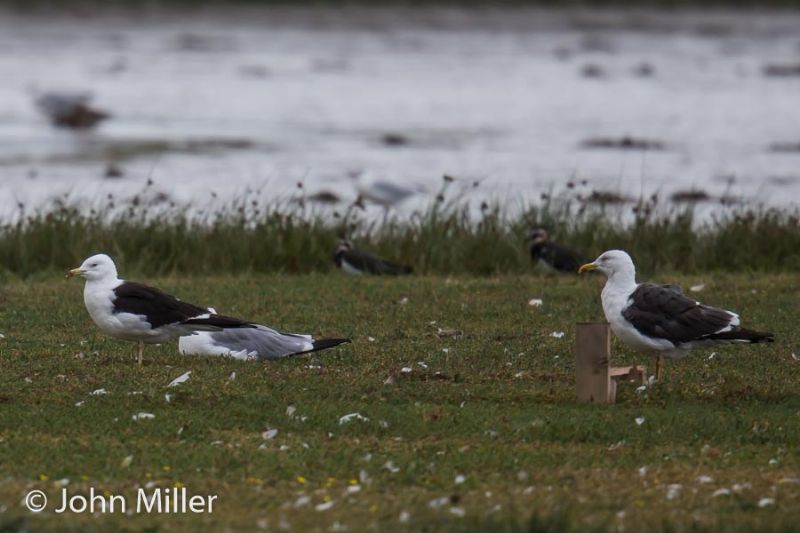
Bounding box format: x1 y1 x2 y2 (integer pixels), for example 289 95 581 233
1 6 799 218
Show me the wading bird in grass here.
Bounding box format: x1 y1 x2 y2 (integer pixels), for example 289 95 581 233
333 240 413 276
526 228 586 274
67 254 253 365
578 250 774 381
33 90 110 129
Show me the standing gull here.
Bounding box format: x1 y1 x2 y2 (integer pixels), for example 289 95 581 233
333 240 413 276
68 254 252 365
578 250 774 380
179 310 349 360
526 228 586 274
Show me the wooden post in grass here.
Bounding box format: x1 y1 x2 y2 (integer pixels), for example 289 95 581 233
575 322 647 404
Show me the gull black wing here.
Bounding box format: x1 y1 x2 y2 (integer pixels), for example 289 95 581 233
621 283 736 345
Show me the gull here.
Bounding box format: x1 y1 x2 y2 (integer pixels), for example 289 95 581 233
579 250 774 380
68 254 251 365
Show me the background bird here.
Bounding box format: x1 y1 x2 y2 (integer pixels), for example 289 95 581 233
333 240 413 276
579 249 774 380
179 309 349 360
68 254 252 364
33 90 110 129
526 228 586 274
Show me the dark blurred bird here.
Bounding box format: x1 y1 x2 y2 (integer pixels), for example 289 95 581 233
526 228 586 274
333 240 413 276
34 90 110 129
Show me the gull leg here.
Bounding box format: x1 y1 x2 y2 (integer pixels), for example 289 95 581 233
137 341 144 366
655 355 664 382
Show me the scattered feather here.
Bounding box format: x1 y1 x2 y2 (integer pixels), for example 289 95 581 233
707 352 717 360
712 488 731 497
429 496 450 509
638 466 648 477
758 497 775 508
120 455 133 468
398 297 409 305
450 507 465 517
367 336 376 342
550 331 565 339
294 495 311 508
262 429 279 439
400 367 413 374
346 485 361 495
339 413 369 425
528 298 543 307
635 385 647 394
383 461 400 473
286 405 297 418
164 393 174 403
168 371 191 387
697 475 713 484
690 283 705 293
314 499 334 512
132 412 155 421
455 474 466 485
399 511 410 523
635 417 646 426
75 401 85 407
229 371 236 381
90 388 108 396
666 484 682 500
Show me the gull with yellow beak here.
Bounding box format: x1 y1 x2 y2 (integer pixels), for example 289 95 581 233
68 253 253 365
578 250 774 380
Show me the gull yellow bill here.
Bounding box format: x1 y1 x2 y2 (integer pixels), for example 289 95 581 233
578 262 597 274
66 267 84 278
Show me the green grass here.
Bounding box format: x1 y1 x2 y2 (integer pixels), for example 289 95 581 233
0 272 798 530
3 188 800 278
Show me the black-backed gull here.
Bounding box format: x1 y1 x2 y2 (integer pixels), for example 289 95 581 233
579 250 774 380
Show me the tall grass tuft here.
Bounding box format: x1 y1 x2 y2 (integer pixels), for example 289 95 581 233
1 185 800 278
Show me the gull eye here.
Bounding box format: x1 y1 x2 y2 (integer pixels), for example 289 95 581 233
90 263 98 267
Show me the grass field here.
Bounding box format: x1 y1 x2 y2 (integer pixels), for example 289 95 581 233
0 271 798 531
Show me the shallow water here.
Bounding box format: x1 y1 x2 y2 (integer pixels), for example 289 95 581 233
1 6 799 218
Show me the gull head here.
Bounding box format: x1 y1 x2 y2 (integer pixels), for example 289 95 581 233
526 228 549 245
578 250 635 278
67 253 118 282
